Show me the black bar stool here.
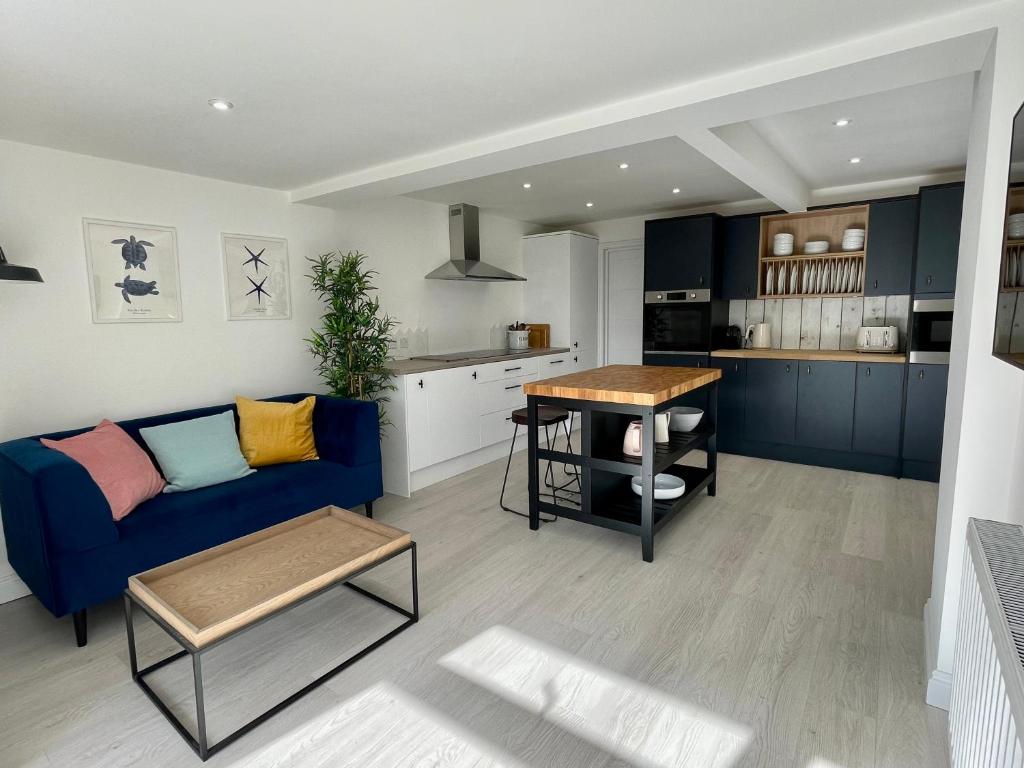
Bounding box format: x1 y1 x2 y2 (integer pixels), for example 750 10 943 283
499 405 581 521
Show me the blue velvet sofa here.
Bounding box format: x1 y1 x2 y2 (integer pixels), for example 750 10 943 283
0 393 382 646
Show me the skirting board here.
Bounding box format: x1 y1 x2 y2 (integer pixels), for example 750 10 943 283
0 569 30 604
924 596 952 710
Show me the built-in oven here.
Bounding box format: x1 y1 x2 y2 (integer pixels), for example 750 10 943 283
642 288 728 354
909 298 954 364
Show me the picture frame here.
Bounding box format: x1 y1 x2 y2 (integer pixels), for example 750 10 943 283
83 218 182 323
221 233 291 320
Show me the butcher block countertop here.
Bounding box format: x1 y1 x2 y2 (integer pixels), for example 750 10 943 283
711 348 906 364
524 364 721 406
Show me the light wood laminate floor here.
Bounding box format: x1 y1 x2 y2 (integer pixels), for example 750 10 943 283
0 449 949 767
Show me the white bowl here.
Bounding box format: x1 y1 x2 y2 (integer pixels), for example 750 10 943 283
631 474 686 500
669 406 703 432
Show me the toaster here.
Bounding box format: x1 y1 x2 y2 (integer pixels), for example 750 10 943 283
855 325 898 353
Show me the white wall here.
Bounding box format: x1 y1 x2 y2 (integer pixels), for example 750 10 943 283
925 17 1024 708
330 198 540 354
0 140 536 603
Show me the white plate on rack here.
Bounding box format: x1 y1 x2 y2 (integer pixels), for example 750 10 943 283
631 474 686 500
766 264 774 295
778 262 786 294
790 264 799 294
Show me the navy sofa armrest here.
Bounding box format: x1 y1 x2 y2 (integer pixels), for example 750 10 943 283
0 438 119 556
312 396 382 468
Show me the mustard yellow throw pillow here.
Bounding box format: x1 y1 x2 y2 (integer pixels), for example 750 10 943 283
236 396 319 467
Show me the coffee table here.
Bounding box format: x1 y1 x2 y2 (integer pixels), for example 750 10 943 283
123 506 418 761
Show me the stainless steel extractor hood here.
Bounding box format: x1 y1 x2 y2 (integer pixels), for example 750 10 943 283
425 203 526 282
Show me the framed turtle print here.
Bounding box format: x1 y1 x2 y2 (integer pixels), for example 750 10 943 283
83 218 182 323
221 233 290 320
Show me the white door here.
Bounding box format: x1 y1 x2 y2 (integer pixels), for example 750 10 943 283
426 366 482 465
604 244 644 365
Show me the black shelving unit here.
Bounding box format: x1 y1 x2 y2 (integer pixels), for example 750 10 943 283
526 382 719 562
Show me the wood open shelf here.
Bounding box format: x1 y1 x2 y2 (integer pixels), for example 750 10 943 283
758 206 869 299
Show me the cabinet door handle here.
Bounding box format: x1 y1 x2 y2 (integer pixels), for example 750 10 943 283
806 365 811 374
919 369 926 380
472 371 477 379
574 342 579 348
873 279 878 289
418 379 424 388
504 366 522 372
733 362 739 372
574 356 578 363
550 359 564 364
504 384 520 390
926 275 933 285
505 416 512 422
785 364 791 373
866 367 872 377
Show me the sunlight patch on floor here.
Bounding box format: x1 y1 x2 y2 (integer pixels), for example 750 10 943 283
243 682 524 768
440 625 752 768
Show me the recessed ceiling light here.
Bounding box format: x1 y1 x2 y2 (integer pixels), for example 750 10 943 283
586 201 594 208
522 182 532 189
849 156 862 164
618 163 629 169
834 118 851 127
208 99 234 111
672 188 681 194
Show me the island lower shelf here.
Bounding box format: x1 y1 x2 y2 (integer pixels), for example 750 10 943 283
538 464 714 536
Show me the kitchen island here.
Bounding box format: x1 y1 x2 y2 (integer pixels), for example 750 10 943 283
523 364 721 562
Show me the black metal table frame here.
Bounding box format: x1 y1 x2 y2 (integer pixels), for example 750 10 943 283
123 542 418 761
527 382 718 562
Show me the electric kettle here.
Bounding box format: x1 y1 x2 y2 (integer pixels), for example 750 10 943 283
746 322 771 349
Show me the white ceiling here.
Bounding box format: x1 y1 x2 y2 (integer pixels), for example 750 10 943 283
408 75 976 225
0 0 991 192
749 74 976 189
408 137 758 225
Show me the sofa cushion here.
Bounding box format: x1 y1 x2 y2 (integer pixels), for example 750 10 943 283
236 395 319 467
40 420 165 521
140 410 254 492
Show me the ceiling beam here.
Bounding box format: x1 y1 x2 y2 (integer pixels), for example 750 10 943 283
681 123 810 212
289 12 998 208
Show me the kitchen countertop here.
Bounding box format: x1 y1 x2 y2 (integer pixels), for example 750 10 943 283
524 364 721 406
711 348 906 364
387 347 571 375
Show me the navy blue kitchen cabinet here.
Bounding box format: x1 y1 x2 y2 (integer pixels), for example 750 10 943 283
852 362 905 457
721 214 761 300
864 197 917 297
711 358 746 452
915 183 964 295
795 361 855 451
903 363 949 467
744 359 798 445
644 214 719 291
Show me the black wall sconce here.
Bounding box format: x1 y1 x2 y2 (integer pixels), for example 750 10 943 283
0 245 43 282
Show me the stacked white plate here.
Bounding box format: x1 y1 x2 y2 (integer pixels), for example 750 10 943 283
1008 213 1024 240
804 240 829 254
842 228 865 251
773 233 794 256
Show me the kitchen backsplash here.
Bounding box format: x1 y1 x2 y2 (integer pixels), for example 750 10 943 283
728 295 910 351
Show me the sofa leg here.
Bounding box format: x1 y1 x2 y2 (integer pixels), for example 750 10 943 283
73 609 87 647
365 501 373 519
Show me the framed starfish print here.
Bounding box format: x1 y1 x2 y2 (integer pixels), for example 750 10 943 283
221 233 291 320
83 218 182 323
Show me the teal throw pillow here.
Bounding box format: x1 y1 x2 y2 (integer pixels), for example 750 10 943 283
140 410 254 493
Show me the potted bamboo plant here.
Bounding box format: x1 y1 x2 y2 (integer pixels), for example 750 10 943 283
306 250 396 428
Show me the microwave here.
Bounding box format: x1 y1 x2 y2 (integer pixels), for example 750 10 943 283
909 298 954 364
642 289 728 353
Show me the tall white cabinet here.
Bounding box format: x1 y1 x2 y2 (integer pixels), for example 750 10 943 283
522 231 599 372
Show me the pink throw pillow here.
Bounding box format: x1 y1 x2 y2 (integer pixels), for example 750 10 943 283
41 420 165 521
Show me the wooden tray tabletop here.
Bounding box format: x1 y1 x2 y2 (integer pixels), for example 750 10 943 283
128 506 412 648
523 364 721 406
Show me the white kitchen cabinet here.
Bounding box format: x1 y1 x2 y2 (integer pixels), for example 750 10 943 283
405 375 431 471
424 366 481 465
523 231 599 367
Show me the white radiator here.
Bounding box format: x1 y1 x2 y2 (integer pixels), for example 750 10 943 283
950 519 1024 767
